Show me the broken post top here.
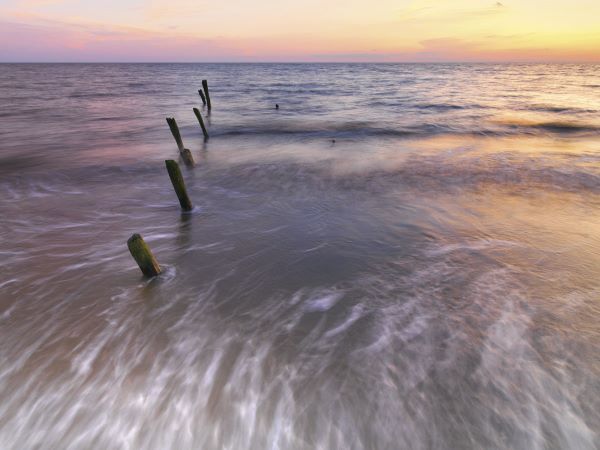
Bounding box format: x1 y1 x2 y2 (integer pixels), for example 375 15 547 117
202 79 212 110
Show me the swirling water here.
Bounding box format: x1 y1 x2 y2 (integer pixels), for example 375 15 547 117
0 63 599 449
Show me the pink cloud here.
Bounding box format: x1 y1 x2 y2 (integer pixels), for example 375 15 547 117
1 16 599 62
0 18 241 61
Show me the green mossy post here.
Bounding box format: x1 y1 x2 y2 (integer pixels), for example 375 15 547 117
193 107 209 140
202 80 212 110
127 233 161 277
165 159 193 211
198 89 207 106
180 148 195 167
166 117 185 152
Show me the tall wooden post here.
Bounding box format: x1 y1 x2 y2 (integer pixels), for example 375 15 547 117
165 159 193 211
202 80 212 110
193 107 209 140
198 89 207 106
166 117 194 167
166 118 185 152
180 148 195 167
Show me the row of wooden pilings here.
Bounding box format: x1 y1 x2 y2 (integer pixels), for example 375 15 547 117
127 80 212 277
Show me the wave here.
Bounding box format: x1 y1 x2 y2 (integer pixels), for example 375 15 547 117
200 154 600 196
524 105 598 114
495 119 600 135
529 121 599 133
415 103 469 111
68 92 116 99
215 123 424 139
214 120 600 139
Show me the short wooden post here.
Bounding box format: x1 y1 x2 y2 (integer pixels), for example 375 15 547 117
127 233 161 277
165 159 193 211
198 89 207 106
202 80 212 110
193 107 209 140
166 117 185 152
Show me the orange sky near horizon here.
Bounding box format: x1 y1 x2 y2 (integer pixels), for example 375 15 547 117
0 0 599 62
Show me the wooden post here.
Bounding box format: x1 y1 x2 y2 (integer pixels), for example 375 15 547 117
166 118 194 166
165 159 193 211
127 233 161 277
198 89 207 106
202 80 212 110
166 117 185 152
180 148 195 167
193 107 209 140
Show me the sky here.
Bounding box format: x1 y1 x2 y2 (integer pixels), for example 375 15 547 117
0 0 599 62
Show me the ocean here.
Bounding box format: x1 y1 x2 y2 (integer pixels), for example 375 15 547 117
0 63 599 449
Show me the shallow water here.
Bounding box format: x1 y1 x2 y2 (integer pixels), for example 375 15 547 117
0 63 599 449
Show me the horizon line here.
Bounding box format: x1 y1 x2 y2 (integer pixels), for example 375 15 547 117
1 60 599 64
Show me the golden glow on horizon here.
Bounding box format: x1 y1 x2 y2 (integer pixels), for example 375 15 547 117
0 0 599 61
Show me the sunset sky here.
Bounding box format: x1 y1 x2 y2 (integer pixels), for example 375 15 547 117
1 0 599 62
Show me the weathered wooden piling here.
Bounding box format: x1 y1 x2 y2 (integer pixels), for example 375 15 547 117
166 117 185 152
202 80 212 110
193 107 209 140
166 117 194 166
127 233 161 277
180 148 195 167
198 89 207 106
165 159 193 211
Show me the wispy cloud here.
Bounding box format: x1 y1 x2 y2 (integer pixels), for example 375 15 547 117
310 36 600 63
16 0 69 5
0 17 240 61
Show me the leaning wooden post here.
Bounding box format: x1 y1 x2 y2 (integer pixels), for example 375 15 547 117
165 159 193 211
202 80 212 110
166 118 194 166
127 233 161 277
193 107 209 140
166 117 185 152
180 148 195 167
198 89 207 106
